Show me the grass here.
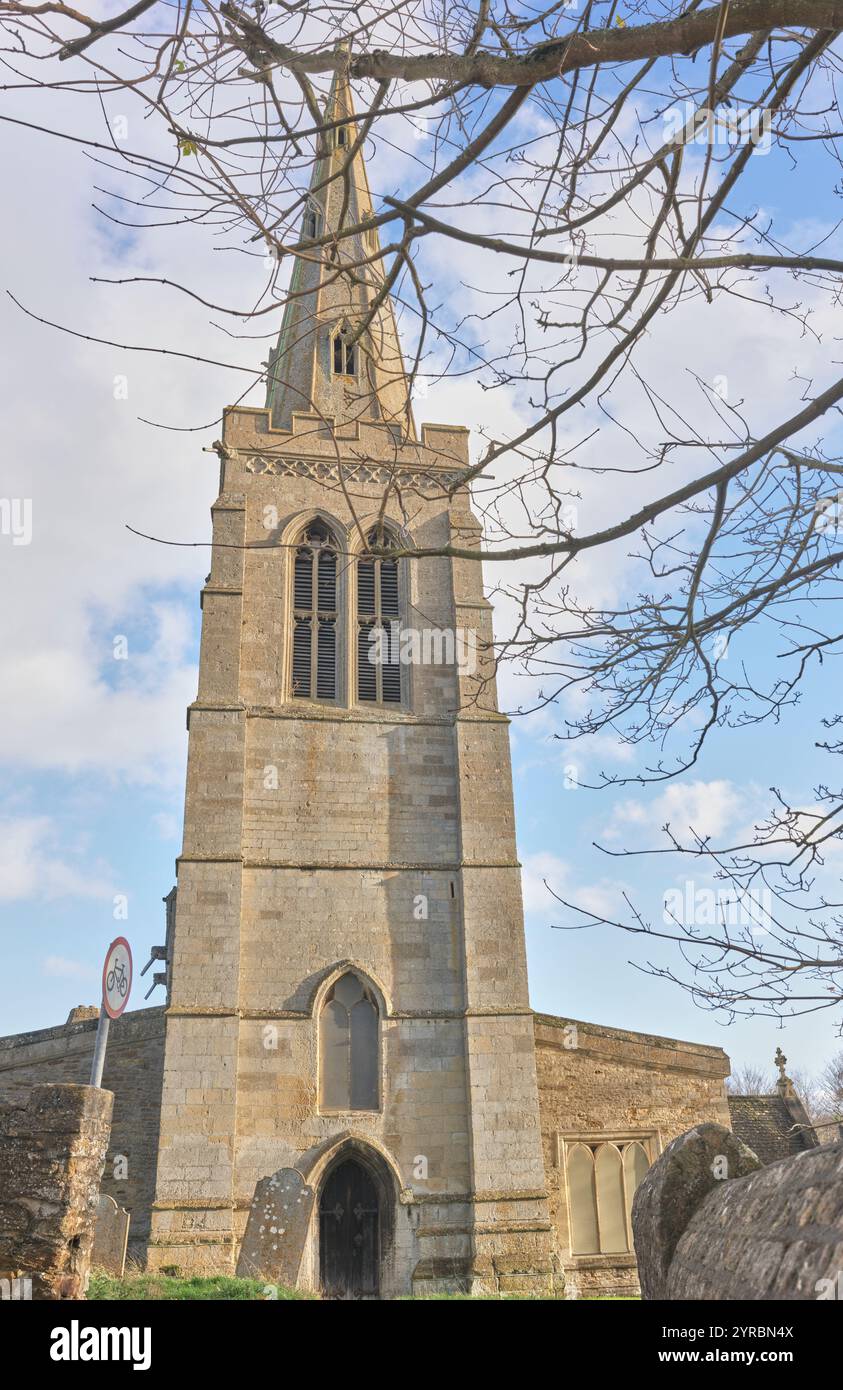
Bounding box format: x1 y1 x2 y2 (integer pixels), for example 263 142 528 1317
87 1269 633 1301
87 1268 315 1301
403 1284 634 1295
89 1273 637 1301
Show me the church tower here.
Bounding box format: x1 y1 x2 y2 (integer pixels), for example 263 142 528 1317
147 73 554 1296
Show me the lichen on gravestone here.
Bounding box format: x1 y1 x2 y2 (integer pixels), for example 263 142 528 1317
631 1122 762 1300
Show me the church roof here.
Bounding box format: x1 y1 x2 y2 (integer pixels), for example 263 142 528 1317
727 1093 820 1166
265 67 416 441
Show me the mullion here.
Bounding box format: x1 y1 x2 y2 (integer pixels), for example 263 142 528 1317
310 546 319 697
374 558 383 704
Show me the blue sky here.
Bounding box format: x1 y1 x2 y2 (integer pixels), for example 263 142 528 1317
1 50 841 1089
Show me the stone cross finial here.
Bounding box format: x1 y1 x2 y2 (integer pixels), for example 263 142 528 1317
775 1046 795 1098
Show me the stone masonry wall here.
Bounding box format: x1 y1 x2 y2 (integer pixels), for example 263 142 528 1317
0 1008 165 1255
535 1013 731 1296
147 401 555 1291
0 1083 113 1298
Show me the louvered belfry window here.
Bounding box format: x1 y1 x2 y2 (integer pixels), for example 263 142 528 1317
357 528 401 704
292 520 338 701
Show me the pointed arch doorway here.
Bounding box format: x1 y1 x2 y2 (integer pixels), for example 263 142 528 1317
319 1158 380 1299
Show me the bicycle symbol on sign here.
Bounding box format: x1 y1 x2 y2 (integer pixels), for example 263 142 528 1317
106 959 129 998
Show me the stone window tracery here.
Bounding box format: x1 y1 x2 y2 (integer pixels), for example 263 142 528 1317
332 324 357 377
565 1138 651 1256
319 972 380 1112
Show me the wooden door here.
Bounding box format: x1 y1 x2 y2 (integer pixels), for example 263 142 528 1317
319 1159 380 1299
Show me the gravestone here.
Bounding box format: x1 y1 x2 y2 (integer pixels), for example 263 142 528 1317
631 1122 761 1299
91 1194 130 1277
236 1168 314 1286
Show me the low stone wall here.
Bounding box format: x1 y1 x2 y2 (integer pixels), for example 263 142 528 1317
0 1007 165 1255
633 1122 843 1300
0 1083 113 1299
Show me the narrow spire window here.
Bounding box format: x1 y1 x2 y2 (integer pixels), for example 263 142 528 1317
291 520 338 702
319 972 380 1112
332 324 357 377
303 205 320 240
357 528 401 704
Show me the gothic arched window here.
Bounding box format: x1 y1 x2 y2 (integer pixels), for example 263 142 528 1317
332 324 357 377
319 973 380 1112
565 1138 651 1255
291 519 339 702
567 1143 600 1256
357 528 401 704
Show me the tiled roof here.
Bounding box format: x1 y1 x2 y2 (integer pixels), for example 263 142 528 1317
728 1094 817 1165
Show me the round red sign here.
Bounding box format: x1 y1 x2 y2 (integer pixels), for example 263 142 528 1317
102 936 132 1019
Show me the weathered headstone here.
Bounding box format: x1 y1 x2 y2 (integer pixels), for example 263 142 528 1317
631 1122 761 1299
91 1193 130 1278
236 1168 314 1286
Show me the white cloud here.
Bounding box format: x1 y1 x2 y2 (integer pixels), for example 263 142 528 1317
0 95 260 791
730 799 843 865
607 779 744 844
520 851 569 917
0 816 114 902
43 955 98 980
520 850 625 926
0 602 197 785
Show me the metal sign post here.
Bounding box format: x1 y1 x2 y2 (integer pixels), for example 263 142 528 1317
90 936 132 1088
89 1011 111 1089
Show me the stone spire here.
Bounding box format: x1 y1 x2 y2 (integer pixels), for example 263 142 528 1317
265 64 416 440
